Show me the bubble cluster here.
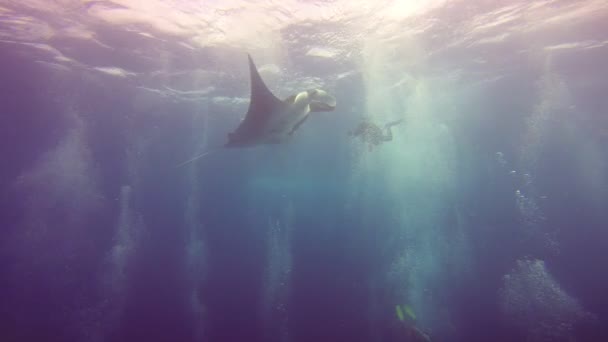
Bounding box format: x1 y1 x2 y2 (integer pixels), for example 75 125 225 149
494 150 557 254
261 205 294 342
499 259 591 341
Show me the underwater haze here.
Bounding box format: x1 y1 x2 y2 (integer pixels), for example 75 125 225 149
1 1 608 341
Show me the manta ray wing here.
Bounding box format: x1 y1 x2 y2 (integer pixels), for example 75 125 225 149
226 54 287 147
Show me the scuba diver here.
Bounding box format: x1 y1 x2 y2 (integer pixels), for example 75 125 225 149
349 119 404 151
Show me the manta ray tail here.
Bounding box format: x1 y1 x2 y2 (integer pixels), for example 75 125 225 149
175 149 218 168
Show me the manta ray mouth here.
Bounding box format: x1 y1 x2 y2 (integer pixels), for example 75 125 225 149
308 89 337 112
310 101 336 112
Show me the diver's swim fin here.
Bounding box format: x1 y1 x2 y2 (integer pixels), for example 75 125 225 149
396 305 405 322
384 119 404 128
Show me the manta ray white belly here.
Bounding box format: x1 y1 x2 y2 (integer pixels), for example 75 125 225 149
262 91 312 144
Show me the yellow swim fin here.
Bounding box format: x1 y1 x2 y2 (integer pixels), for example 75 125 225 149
395 305 405 322
404 304 416 320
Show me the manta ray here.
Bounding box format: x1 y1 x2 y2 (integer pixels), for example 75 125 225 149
177 54 337 167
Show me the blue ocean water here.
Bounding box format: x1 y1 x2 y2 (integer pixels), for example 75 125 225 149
1 1 608 341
